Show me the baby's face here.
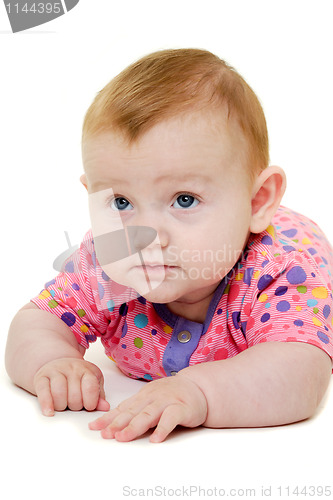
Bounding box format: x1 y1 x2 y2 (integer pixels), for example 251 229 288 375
82 108 254 313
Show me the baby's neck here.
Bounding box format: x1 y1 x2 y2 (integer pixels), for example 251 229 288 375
166 288 217 323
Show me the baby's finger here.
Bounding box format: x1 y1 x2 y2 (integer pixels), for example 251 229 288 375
150 404 186 443
96 397 110 411
67 374 83 411
81 372 100 411
88 407 120 430
50 373 68 411
112 405 161 442
35 376 54 416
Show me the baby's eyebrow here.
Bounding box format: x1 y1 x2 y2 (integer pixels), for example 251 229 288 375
89 172 213 193
89 177 131 193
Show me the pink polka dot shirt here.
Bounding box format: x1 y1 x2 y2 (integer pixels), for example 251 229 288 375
31 206 333 380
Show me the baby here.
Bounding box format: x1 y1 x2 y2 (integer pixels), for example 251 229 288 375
6 48 333 443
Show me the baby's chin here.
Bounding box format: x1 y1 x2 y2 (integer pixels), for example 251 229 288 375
133 281 185 305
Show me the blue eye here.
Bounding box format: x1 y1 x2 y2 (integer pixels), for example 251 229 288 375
111 197 133 211
173 194 199 209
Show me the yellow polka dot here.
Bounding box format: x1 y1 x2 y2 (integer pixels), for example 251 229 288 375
302 237 311 245
235 272 243 281
258 293 268 302
312 317 322 327
266 225 275 239
80 324 89 333
107 355 116 362
163 325 173 334
298 248 303 252
38 290 51 300
261 251 267 257
312 287 328 299
253 270 261 280
224 283 230 294
296 306 302 311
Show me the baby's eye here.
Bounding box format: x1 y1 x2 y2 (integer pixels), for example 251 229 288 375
111 197 133 211
173 194 200 209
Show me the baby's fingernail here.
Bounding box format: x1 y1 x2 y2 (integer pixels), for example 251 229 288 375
43 408 54 417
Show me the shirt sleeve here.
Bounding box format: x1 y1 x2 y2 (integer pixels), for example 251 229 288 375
31 233 111 349
244 251 333 363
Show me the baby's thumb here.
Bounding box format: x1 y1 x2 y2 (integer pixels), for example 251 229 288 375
96 397 110 411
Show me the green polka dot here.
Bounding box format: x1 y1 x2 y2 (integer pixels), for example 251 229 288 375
134 337 143 348
297 285 307 294
313 307 319 314
77 309 86 317
48 299 58 309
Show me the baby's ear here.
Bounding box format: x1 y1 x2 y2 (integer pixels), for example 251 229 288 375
80 174 88 191
250 166 286 234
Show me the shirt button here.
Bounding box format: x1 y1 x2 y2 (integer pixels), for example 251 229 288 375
177 330 191 343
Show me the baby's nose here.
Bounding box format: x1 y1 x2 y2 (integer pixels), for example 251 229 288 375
128 226 158 254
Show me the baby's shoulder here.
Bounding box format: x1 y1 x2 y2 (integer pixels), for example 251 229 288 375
228 205 333 301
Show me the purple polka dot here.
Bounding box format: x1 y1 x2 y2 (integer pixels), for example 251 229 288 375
286 266 307 285
85 334 96 342
276 300 290 312
45 279 56 288
102 270 110 281
243 267 254 285
323 305 331 319
217 308 223 315
317 331 330 344
281 228 298 238
65 261 74 273
308 248 317 255
261 235 273 245
98 282 105 299
232 311 240 329
137 296 147 304
258 274 274 291
61 312 76 327
294 319 304 327
119 303 128 316
283 245 295 253
121 344 127 349
151 329 157 335
275 286 288 296
121 321 128 337
72 283 80 291
261 313 270 323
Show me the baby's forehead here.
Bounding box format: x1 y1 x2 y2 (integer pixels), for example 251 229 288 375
83 107 246 158
82 108 252 195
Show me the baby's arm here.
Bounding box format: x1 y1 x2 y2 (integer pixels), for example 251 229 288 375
182 341 331 428
89 341 331 442
5 303 110 415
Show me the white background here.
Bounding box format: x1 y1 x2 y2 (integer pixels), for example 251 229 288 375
1 1 332 499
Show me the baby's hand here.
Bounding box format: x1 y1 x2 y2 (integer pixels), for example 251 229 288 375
88 374 207 443
33 358 110 416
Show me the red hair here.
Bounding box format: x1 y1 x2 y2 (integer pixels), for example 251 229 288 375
82 48 269 174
